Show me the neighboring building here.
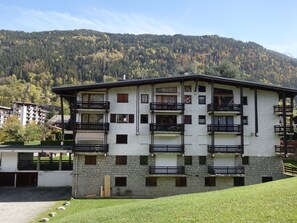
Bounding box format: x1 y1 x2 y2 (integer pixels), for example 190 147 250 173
12 102 48 126
0 145 73 187
52 74 297 197
0 106 12 128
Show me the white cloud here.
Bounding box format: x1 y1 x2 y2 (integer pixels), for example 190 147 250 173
0 5 175 35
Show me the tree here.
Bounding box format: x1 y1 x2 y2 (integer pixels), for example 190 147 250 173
23 122 42 142
205 61 242 79
2 116 24 141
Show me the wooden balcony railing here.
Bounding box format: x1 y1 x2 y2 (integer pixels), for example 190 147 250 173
274 125 294 135
76 122 109 131
74 144 109 153
208 165 245 175
76 101 110 110
207 103 241 112
149 166 185 175
274 105 293 114
149 144 185 153
150 102 185 111
207 124 241 133
275 145 296 154
150 123 185 132
208 145 243 153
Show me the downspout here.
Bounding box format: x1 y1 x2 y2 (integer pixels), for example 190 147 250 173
254 89 258 137
282 92 287 156
240 86 244 155
136 86 140 135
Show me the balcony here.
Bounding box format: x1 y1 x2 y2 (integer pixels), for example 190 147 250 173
208 165 245 176
208 145 242 154
275 145 296 155
149 144 185 153
274 125 294 135
18 160 73 171
150 102 185 112
76 101 110 110
207 124 241 134
74 144 109 153
150 123 184 133
207 103 241 114
274 105 293 115
76 122 109 131
149 166 185 175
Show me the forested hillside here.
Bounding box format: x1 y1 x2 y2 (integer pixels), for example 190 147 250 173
1 29 297 106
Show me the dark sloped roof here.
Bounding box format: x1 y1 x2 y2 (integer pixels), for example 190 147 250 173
52 74 297 96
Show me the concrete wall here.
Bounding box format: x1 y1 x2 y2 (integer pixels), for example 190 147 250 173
38 171 72 187
0 152 18 172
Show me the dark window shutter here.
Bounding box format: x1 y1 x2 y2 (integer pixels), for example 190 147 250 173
129 114 134 123
110 114 116 123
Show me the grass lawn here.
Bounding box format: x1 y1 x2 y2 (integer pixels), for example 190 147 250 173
34 177 297 223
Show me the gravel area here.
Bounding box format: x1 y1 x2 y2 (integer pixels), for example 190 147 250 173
0 187 71 223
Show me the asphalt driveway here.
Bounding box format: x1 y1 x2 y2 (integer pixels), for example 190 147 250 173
0 187 71 223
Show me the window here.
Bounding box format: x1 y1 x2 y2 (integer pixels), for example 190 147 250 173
243 116 248 125
141 114 148 124
81 114 103 123
111 114 134 123
116 156 127 165
242 156 249 165
234 177 245 186
156 87 177 93
117 94 128 103
184 95 192 104
199 156 206 165
184 156 192 165
262 176 273 183
146 177 157 187
198 85 206 92
116 135 128 144
156 95 177 103
140 156 148 165
141 94 149 103
184 86 192 92
205 177 216 186
115 177 127 187
198 95 206 104
85 155 96 165
243 96 248 105
176 177 187 187
198 115 206 125
184 115 192 124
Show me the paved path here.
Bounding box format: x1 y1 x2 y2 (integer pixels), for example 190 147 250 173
0 187 71 223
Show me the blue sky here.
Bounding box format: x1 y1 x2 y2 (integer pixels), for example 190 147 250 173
1 0 297 57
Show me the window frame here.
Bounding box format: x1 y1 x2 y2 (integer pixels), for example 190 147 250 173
234 177 245 186
184 115 192 124
85 155 96 165
141 94 149 103
184 95 192 104
116 134 128 144
198 85 206 92
115 156 127 165
115 177 127 187
199 156 207 165
205 177 216 186
243 116 248 125
198 115 206 125
175 177 187 187
184 156 192 165
140 114 149 124
117 94 129 103
242 156 249 165
140 156 148 165
145 177 157 187
198 95 206 104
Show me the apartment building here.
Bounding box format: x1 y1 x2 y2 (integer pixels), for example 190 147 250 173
0 106 12 128
52 74 297 197
12 102 48 126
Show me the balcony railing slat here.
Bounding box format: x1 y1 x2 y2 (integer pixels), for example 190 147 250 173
274 125 294 134
150 123 184 132
76 122 109 131
208 145 242 153
74 144 109 153
150 102 185 111
207 124 241 133
150 144 185 153
76 101 110 110
207 103 241 112
208 165 244 175
149 166 185 175
273 105 293 113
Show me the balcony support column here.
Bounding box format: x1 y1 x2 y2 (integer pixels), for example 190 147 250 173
254 89 258 136
282 92 287 156
60 97 65 141
240 86 244 155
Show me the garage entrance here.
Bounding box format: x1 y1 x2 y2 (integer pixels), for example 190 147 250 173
16 172 37 187
0 173 15 187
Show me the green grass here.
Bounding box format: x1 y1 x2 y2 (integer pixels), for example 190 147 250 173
284 160 297 168
34 177 297 223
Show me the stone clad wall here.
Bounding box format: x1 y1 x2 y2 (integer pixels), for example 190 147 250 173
72 154 285 198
